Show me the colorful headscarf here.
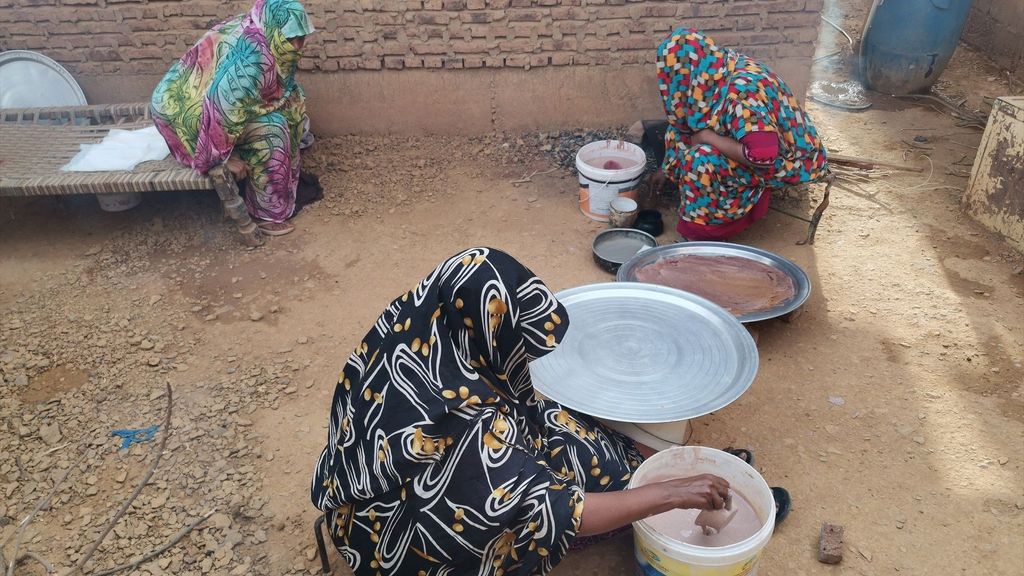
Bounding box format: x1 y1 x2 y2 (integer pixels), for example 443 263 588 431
150 0 314 173
312 247 570 506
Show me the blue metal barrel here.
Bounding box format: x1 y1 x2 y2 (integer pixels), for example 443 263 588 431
860 0 974 94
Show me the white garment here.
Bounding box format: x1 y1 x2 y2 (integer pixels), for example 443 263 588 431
61 126 170 172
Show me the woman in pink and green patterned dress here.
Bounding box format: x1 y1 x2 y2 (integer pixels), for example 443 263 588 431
151 0 313 236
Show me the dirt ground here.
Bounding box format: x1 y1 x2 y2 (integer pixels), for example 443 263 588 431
2 1 1022 575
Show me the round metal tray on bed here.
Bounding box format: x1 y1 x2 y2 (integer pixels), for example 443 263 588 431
0 50 87 108
529 283 758 424
616 242 811 323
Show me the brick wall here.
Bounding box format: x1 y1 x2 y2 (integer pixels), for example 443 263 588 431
0 0 825 133
962 0 1024 82
1 0 823 76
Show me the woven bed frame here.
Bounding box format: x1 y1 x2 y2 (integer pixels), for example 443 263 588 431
0 103 262 246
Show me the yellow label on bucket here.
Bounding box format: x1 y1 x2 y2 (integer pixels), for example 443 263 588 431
635 539 762 576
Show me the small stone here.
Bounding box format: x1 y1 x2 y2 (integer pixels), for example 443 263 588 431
270 305 280 314
115 469 128 483
147 357 161 367
297 336 309 345
899 342 912 348
817 522 843 564
39 423 62 445
209 512 233 530
998 457 1009 465
191 305 204 312
149 294 163 305
912 436 925 445
283 386 297 395
306 547 317 561
828 395 845 406
527 196 538 203
140 340 155 350
858 548 873 562
249 312 264 322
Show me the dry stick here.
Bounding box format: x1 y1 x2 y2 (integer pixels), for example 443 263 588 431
71 383 173 576
15 552 54 574
4 456 83 576
830 179 892 210
89 510 215 576
829 154 925 173
511 166 558 184
948 140 980 150
893 94 988 128
813 49 843 63
821 15 853 47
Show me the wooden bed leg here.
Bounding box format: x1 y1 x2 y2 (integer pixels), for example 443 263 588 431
211 166 263 247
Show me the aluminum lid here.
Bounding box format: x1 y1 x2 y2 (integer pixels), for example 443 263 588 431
530 283 758 423
0 50 87 109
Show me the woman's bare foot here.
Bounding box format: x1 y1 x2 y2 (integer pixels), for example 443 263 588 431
256 220 295 236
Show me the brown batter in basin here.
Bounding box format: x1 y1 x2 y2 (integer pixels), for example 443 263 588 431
634 254 796 316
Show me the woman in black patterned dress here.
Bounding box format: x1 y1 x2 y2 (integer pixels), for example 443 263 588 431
310 248 729 575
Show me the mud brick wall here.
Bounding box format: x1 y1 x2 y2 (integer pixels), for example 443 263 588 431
0 0 825 134
963 0 1024 83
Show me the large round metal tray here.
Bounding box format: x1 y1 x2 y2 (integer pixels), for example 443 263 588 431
617 242 811 323
530 283 758 423
0 50 87 109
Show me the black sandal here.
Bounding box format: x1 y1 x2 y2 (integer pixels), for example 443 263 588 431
721 449 789 525
724 447 754 466
771 486 792 526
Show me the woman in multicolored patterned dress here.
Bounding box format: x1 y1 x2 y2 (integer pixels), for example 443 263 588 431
150 0 312 236
651 29 829 241
311 247 731 575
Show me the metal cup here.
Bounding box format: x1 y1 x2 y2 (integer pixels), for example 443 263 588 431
608 196 639 228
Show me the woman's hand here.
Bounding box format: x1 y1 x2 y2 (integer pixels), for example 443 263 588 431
648 169 667 193
577 473 731 536
690 129 750 167
226 155 248 181
691 128 716 147
656 474 731 510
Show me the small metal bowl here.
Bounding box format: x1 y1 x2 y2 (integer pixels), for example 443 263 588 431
592 228 657 273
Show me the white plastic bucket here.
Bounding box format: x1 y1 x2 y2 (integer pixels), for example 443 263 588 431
629 446 776 576
576 140 646 222
96 192 141 212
